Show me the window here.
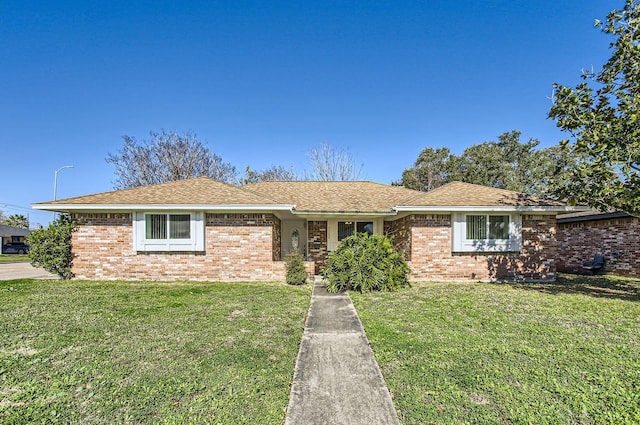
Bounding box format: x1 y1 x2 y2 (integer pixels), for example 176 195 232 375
169 214 191 239
466 215 487 240
146 214 167 239
145 214 191 240
357 222 374 235
329 220 378 250
488 215 509 240
465 215 510 240
338 221 355 241
338 221 373 241
134 212 204 252
453 213 521 252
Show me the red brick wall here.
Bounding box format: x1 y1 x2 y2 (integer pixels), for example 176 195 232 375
557 216 640 277
385 216 412 260
407 214 557 282
308 221 328 274
272 216 282 261
71 213 313 281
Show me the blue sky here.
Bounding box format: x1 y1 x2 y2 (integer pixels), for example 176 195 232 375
1 0 613 226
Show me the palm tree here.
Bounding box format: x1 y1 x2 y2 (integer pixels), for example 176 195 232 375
4 214 29 230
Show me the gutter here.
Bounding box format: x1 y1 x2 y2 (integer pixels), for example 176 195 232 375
393 205 586 213
32 203 296 212
290 210 397 217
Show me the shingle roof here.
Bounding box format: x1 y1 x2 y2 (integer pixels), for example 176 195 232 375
34 178 567 212
37 177 280 206
556 209 631 223
403 181 566 207
244 181 422 213
0 224 30 237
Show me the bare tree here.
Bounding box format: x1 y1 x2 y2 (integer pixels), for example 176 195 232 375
304 143 363 181
240 165 297 185
106 130 237 189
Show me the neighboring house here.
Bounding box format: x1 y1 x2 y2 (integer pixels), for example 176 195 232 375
0 224 30 248
557 210 640 277
32 177 573 282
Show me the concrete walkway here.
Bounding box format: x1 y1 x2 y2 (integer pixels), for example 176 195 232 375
285 277 400 425
0 262 58 280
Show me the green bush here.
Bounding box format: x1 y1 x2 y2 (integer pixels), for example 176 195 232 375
284 252 307 285
322 232 410 293
26 214 77 280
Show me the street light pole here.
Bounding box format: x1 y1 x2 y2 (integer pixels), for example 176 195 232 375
53 165 74 201
53 165 73 219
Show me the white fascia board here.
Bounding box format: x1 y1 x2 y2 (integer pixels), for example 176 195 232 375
32 203 295 212
393 205 576 213
290 210 397 218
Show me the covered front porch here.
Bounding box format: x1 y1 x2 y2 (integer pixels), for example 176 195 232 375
276 212 401 274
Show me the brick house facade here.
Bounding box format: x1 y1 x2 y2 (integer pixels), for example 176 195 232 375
71 212 315 281
70 212 557 282
35 178 572 282
384 214 557 282
557 212 640 277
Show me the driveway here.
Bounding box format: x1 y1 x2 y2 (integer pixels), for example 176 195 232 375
0 262 58 280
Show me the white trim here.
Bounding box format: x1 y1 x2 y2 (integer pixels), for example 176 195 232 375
34 203 582 215
33 203 295 211
452 213 522 252
395 205 571 213
326 218 383 251
291 210 395 217
133 211 205 252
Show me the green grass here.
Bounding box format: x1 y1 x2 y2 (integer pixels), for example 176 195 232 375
0 254 29 263
351 274 640 425
0 279 311 424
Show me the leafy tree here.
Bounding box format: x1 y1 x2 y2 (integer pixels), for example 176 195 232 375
549 0 640 214
106 130 237 189
539 144 588 200
26 215 76 280
456 131 549 194
322 233 409 293
241 165 297 185
397 147 456 191
398 131 569 196
3 214 29 229
304 143 363 181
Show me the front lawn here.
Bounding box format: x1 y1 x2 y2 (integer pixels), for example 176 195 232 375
0 254 29 263
351 274 640 424
0 280 310 424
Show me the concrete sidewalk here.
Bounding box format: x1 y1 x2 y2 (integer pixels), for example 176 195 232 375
285 278 399 425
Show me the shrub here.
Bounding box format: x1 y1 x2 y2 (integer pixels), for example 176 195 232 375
285 252 308 285
322 232 410 293
26 214 76 280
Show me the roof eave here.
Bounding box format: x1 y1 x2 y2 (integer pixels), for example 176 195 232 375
394 205 579 213
32 203 295 212
291 210 397 217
